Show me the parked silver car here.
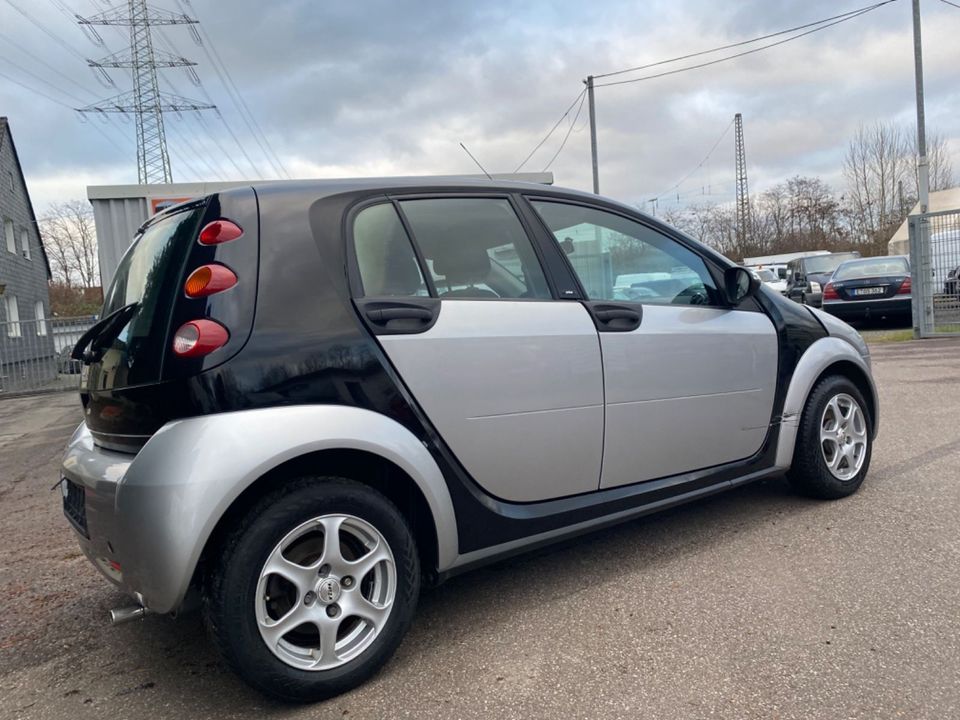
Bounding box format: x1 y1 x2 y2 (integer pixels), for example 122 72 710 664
59 178 878 701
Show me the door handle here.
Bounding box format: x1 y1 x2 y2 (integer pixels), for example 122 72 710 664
357 299 439 335
587 303 642 332
366 307 433 323
593 308 641 323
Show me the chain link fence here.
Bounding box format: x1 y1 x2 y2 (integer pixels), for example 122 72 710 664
909 209 960 337
0 315 96 396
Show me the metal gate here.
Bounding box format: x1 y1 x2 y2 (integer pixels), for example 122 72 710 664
908 209 960 337
0 316 96 396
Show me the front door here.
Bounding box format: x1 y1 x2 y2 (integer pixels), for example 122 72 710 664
529 199 779 489
350 197 605 502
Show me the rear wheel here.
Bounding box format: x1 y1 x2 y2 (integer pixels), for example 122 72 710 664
788 375 872 499
204 477 420 702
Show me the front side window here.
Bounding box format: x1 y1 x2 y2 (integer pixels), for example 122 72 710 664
530 200 718 305
353 203 427 297
399 198 551 300
5 295 20 337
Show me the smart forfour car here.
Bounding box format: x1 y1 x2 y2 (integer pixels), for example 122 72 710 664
60 178 878 702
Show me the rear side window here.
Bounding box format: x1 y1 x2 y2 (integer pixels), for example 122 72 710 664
399 198 551 300
353 203 427 297
97 206 203 388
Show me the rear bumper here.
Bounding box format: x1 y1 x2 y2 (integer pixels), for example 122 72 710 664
823 296 912 321
59 423 136 597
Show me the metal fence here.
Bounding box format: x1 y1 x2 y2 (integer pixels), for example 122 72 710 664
0 315 96 396
909 209 960 337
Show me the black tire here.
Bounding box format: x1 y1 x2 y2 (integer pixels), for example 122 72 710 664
203 477 420 702
788 374 873 499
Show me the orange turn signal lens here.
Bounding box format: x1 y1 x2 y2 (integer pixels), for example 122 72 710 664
184 264 237 298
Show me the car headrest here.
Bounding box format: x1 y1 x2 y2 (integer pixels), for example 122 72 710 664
432 243 491 284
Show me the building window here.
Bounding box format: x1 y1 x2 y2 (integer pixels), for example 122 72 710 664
21 228 30 260
5 295 21 338
6 172 12 192
4 218 14 254
35 300 47 336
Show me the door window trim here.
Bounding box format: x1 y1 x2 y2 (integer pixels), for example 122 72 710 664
345 191 561 302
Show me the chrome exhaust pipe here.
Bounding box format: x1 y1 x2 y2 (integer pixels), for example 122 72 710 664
109 605 152 625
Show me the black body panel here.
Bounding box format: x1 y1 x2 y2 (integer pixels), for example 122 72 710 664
77 180 829 557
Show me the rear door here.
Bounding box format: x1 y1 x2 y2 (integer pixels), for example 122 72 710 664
528 198 778 488
350 196 604 502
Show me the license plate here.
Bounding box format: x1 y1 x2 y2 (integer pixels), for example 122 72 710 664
854 287 885 296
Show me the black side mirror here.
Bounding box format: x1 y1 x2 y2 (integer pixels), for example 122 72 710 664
724 266 760 305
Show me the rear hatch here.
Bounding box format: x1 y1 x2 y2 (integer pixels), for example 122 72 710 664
78 189 259 451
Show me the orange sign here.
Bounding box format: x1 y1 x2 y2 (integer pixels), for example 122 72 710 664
150 197 195 215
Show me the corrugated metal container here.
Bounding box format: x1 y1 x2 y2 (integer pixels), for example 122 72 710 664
88 174 554 289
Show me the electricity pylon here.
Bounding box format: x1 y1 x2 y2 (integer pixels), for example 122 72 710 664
77 1 215 184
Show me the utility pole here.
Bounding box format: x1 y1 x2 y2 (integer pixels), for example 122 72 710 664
585 75 599 194
77 1 215 184
912 0 929 212
734 113 750 249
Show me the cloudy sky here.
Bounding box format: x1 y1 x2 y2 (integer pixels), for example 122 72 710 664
1 0 958 214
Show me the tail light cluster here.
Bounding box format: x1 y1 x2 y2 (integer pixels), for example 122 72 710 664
898 277 912 295
172 219 244 359
822 282 840 301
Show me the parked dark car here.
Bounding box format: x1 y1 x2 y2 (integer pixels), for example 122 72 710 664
945 265 960 295
822 255 912 323
58 178 878 702
785 252 861 307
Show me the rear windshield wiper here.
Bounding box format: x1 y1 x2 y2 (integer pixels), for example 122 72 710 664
71 302 139 363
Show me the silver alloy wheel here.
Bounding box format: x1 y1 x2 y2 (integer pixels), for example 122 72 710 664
819 392 868 481
255 514 396 671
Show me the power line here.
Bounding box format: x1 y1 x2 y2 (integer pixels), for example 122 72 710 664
594 1 898 80
514 88 586 173
0 31 100 99
542 89 588 171
940 0 960 9
594 0 898 88
175 0 289 179
649 118 734 202
0 52 88 104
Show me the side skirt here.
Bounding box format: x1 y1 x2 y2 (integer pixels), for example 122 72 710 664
439 466 783 579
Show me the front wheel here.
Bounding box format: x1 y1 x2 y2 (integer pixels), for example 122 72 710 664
204 477 420 702
787 375 873 499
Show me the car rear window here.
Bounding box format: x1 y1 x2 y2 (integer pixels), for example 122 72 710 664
833 257 909 280
96 205 204 388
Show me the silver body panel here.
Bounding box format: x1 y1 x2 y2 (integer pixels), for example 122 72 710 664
599 305 778 487
61 406 459 614
378 300 605 502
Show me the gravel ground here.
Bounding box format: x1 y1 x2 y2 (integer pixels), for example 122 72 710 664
1 338 959 720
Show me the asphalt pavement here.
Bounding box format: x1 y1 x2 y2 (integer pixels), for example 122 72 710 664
1 338 959 720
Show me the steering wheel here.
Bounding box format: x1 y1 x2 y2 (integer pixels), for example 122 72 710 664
671 284 709 305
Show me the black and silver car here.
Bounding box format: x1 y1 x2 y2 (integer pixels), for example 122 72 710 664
785 251 861 307
59 178 878 702
822 255 912 323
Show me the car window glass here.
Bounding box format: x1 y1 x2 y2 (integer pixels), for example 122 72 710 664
399 198 550 300
833 257 909 280
530 200 718 305
353 203 428 297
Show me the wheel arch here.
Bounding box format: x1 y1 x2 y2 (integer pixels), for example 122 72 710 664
774 336 878 469
117 405 458 614
197 447 441 587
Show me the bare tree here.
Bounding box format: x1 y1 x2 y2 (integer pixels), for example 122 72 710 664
39 200 99 288
843 121 955 254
